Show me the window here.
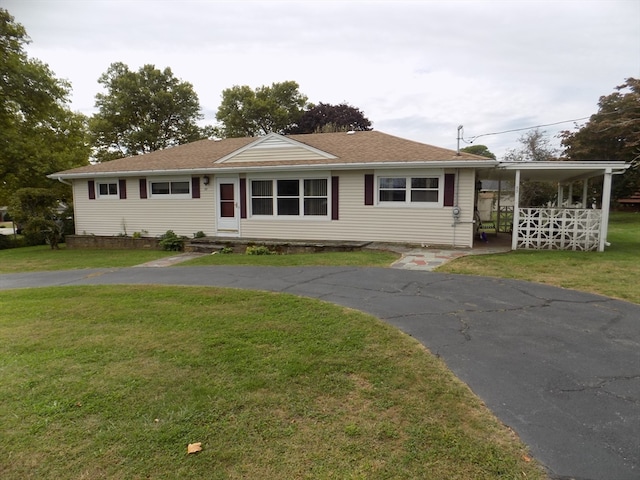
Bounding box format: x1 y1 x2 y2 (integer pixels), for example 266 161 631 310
250 178 328 217
97 181 118 198
149 179 191 197
251 180 273 215
378 176 441 205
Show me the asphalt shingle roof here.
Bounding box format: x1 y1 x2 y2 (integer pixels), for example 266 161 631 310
53 131 490 177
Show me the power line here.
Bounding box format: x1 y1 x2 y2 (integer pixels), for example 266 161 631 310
463 117 591 143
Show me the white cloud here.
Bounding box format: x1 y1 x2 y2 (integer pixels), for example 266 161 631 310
4 0 639 158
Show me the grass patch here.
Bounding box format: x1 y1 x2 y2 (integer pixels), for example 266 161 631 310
0 285 545 479
180 249 399 267
0 244 176 273
439 212 640 304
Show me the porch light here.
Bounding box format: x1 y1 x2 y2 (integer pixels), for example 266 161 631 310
203 175 210 185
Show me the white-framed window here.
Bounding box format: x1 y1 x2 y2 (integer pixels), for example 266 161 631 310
149 178 191 198
378 175 442 206
97 180 118 198
249 177 329 218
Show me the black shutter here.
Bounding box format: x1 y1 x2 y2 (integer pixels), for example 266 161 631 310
192 177 200 199
331 176 339 220
364 174 374 205
139 178 147 199
444 173 455 207
119 179 127 199
240 178 247 219
88 180 96 200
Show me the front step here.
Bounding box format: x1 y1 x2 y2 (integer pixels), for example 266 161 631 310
185 237 371 254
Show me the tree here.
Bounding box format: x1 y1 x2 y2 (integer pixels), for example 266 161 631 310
503 129 557 206
560 78 640 199
286 102 372 134
215 81 309 137
0 8 89 205
8 188 69 248
90 62 209 162
503 129 558 162
460 145 496 159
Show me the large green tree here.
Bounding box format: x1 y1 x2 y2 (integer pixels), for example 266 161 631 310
215 81 309 137
286 102 372 134
90 62 210 162
560 77 639 199
460 145 496 159
0 8 89 205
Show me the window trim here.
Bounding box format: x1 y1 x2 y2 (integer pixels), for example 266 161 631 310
247 175 331 219
96 179 119 199
148 177 192 199
376 172 444 208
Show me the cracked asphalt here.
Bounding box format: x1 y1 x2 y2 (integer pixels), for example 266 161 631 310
1 266 638 480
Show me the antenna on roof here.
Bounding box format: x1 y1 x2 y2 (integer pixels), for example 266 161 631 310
456 125 463 156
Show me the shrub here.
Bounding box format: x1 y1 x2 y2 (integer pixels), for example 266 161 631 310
246 245 272 256
193 231 206 238
220 246 234 254
158 230 185 251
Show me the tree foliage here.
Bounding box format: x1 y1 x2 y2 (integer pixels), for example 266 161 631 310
460 145 496 159
0 8 89 205
286 102 372 134
8 188 70 248
90 62 209 162
215 81 309 137
503 129 558 162
560 77 640 199
504 129 557 206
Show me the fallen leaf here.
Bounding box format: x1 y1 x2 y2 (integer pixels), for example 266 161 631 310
522 454 532 463
187 442 202 454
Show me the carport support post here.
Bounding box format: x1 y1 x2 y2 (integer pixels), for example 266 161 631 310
598 169 613 252
582 179 589 207
511 169 521 250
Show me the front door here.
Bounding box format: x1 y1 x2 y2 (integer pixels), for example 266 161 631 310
215 176 240 237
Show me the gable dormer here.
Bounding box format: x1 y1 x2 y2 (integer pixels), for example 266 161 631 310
214 133 338 164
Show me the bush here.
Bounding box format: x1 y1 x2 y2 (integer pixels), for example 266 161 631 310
0 235 26 250
193 231 206 238
158 230 185 251
246 245 272 256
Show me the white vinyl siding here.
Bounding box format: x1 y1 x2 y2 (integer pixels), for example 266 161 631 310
73 178 215 237
241 169 476 247
72 169 477 247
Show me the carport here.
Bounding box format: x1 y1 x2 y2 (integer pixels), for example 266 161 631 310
477 161 629 252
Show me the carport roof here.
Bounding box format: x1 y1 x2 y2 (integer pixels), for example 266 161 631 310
481 161 629 184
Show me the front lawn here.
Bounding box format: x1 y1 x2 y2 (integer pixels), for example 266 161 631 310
0 285 545 479
439 212 640 303
0 244 176 273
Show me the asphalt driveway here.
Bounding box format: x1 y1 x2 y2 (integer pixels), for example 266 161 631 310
1 266 638 480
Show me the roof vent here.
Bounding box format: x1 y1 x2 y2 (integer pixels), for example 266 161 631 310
346 130 356 135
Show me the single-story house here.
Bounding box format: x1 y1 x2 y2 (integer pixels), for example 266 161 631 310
50 131 629 251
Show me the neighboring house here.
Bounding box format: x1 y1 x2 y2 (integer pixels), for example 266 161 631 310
50 131 628 251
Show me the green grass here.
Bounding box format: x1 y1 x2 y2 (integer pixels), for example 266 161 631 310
0 244 176 273
0 285 545 479
0 244 398 273
439 212 640 304
180 249 399 267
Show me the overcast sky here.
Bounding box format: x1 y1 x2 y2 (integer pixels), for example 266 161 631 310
4 0 639 158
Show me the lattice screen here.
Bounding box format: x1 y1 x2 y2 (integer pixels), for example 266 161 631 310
516 208 601 251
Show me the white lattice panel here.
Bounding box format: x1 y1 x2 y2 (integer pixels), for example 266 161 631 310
517 208 601 251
